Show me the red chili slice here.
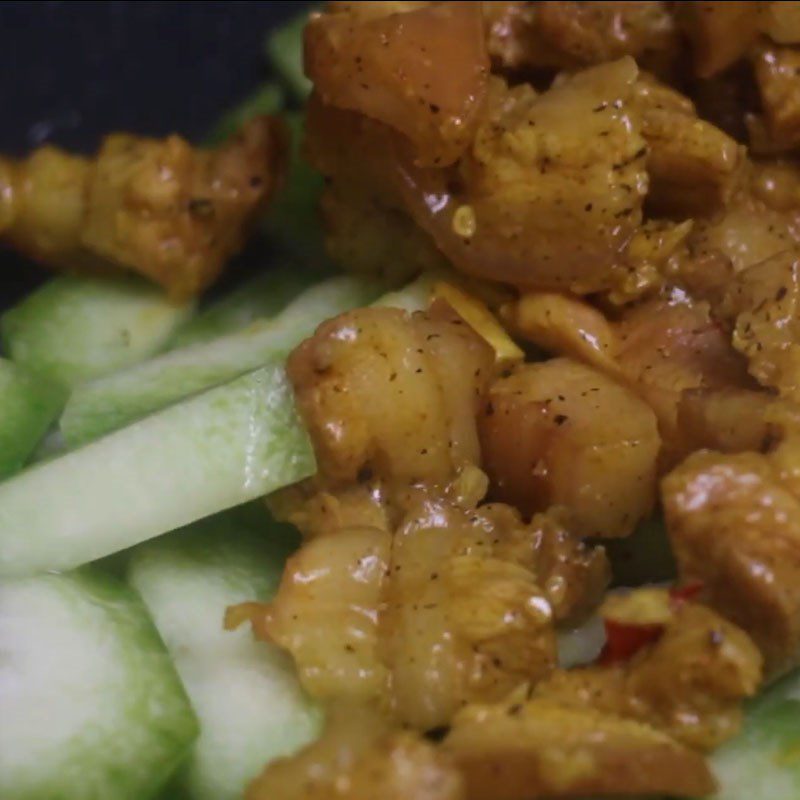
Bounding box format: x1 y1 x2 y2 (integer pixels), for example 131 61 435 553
598 619 664 665
669 581 704 608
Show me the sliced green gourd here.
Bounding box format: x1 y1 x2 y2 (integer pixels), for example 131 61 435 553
0 357 64 477
0 569 198 800
0 364 314 578
266 12 312 100
61 275 381 447
704 669 800 799
168 266 321 349
1 275 194 389
128 504 321 800
264 112 327 262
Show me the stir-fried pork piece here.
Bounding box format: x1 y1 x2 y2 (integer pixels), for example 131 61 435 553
304 94 446 283
244 495 606 726
492 505 610 626
501 291 757 466
718 250 800 401
320 183 447 283
305 1 488 167
685 190 800 277
399 60 648 293
442 695 716 799
287 305 494 488
382 492 559 729
760 2 800 45
663 443 800 677
247 703 465 800
479 358 660 537
535 1 679 75
236 484 607 727
484 1 680 80
615 297 754 466
631 74 745 217
484 1 562 72
750 158 800 211
538 591 762 750
308 59 650 293
616 218 694 303
676 387 773 453
752 42 800 153
0 118 286 298
674 1 761 78
228 526 392 703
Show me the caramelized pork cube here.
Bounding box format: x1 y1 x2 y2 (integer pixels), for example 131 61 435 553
615 298 753 466
0 118 286 298
305 1 488 167
674 1 761 78
752 43 800 152
479 358 660 537
398 59 648 293
720 250 800 401
442 697 716 799
248 702 464 800
485 1 680 79
685 191 800 276
382 493 558 729
540 595 762 750
676 387 773 454
631 74 744 216
663 449 800 676
287 306 494 487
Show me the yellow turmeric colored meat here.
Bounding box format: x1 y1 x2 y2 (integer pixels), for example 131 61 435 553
0 116 287 298
228 2 800 797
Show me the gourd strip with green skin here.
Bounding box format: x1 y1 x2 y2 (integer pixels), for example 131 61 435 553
265 12 312 100
0 275 194 390
128 504 322 800
60 275 383 447
0 363 314 578
700 669 800 800
168 263 323 349
0 569 198 800
0 357 64 477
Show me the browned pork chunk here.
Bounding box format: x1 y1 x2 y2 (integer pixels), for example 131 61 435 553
398 59 649 293
0 118 286 298
719 250 800 401
537 591 762 751
442 696 716 799
248 703 465 800
752 42 800 152
614 297 754 466
237 481 607 728
663 446 800 677
674 1 761 78
685 189 800 276
631 74 745 217
287 305 494 488
305 1 488 167
485 1 680 79
479 358 661 537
